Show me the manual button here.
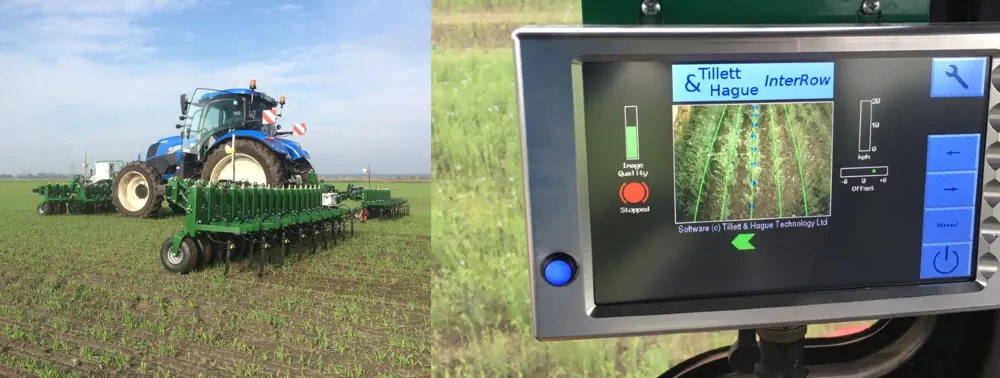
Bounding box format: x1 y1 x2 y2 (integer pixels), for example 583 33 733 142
926 134 981 173
922 208 975 244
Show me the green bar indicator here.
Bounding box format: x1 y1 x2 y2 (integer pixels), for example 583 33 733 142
625 105 639 160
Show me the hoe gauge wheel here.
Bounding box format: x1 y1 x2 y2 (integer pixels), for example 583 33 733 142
165 248 184 265
208 153 269 184
117 171 150 212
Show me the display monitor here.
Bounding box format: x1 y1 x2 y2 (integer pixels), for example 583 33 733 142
512 24 1000 340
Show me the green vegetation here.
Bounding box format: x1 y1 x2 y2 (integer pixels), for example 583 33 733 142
718 105 745 220
0 180 430 377
767 104 787 216
432 2 865 376
674 102 833 222
784 103 835 217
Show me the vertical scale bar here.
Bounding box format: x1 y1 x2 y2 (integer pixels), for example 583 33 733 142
624 105 640 160
858 100 873 152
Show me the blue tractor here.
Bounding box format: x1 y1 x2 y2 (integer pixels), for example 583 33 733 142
112 80 316 217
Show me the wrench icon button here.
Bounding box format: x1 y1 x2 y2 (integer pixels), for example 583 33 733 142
944 64 969 89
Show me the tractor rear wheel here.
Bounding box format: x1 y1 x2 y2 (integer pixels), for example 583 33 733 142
202 139 285 186
160 236 200 274
113 161 163 218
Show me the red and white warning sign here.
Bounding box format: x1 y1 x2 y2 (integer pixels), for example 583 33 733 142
292 123 307 136
262 108 278 125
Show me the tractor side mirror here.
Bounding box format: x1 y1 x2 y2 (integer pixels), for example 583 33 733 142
175 123 183 129
180 94 189 114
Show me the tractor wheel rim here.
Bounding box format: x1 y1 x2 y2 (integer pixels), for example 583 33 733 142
210 153 268 184
117 171 150 212
166 248 183 265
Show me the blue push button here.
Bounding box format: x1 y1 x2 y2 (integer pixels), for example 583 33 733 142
922 208 976 244
926 134 981 172
920 242 973 279
543 258 575 286
924 172 978 208
931 57 988 98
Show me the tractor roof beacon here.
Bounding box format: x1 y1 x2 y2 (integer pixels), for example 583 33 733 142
111 80 317 218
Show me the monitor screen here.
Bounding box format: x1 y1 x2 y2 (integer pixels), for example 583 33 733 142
582 56 991 305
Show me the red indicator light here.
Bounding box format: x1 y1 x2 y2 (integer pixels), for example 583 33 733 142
619 182 649 204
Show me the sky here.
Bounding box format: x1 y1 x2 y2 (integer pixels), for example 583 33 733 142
0 0 430 175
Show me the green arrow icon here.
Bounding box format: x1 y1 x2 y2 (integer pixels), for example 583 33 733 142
732 233 755 251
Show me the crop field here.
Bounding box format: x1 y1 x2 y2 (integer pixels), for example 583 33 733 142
673 102 834 223
0 180 431 377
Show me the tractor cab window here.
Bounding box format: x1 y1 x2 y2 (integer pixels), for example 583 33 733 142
197 97 246 137
248 99 278 134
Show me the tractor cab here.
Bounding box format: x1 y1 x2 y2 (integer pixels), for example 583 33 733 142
179 86 282 162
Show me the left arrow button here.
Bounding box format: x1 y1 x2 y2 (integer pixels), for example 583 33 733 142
732 233 755 251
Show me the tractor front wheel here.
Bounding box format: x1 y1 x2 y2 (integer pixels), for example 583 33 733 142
113 161 163 218
160 236 200 274
202 139 285 186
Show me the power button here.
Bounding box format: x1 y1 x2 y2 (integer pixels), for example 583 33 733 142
541 253 577 287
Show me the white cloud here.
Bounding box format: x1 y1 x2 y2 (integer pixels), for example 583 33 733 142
276 3 303 12
0 0 430 174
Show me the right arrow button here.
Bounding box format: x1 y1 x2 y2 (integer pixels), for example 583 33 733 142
924 171 977 208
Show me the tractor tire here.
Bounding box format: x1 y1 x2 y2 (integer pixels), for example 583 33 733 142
37 203 52 216
113 161 163 218
201 139 286 186
160 236 200 274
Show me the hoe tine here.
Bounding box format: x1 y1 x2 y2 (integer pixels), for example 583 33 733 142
334 220 340 245
297 227 305 262
321 223 329 249
224 240 233 277
309 226 316 255
280 230 289 267
257 233 266 278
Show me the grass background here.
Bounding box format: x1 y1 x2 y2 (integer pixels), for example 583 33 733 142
0 180 430 377
430 1 871 376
